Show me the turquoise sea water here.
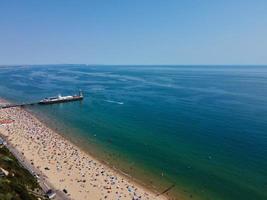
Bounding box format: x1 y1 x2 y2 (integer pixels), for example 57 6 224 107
0 65 266 200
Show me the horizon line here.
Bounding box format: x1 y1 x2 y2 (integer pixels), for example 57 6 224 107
1 63 267 67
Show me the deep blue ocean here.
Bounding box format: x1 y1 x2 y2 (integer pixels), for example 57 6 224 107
0 65 266 200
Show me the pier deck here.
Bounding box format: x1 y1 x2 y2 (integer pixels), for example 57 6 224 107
0 102 38 109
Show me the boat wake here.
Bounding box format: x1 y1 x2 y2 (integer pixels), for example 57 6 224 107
104 100 124 105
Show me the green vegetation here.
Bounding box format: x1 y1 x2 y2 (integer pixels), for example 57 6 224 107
0 144 45 200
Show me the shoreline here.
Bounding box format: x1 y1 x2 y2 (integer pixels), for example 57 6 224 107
33 112 175 197
32 107 168 196
0 98 169 200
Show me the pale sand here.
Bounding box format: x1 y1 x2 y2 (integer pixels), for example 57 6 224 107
0 99 168 200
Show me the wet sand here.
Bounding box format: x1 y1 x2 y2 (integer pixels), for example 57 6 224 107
0 99 168 200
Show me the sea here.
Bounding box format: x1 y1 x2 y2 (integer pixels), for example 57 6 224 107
0 65 266 200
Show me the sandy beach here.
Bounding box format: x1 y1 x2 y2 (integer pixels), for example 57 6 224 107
0 99 168 200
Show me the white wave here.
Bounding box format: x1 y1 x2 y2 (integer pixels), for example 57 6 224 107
104 100 124 105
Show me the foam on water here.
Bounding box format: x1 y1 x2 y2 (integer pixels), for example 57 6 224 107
104 100 124 105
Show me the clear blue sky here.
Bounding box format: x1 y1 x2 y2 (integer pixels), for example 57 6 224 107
0 0 267 65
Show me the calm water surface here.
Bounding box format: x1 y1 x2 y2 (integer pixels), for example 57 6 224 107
0 65 266 200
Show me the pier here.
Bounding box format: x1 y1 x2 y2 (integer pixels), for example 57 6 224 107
0 91 84 109
0 102 39 109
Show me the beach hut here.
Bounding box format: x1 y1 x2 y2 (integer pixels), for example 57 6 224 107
45 189 56 199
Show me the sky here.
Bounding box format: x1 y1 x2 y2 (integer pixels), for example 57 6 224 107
0 0 267 65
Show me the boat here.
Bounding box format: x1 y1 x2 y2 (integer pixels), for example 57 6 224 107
38 90 84 105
